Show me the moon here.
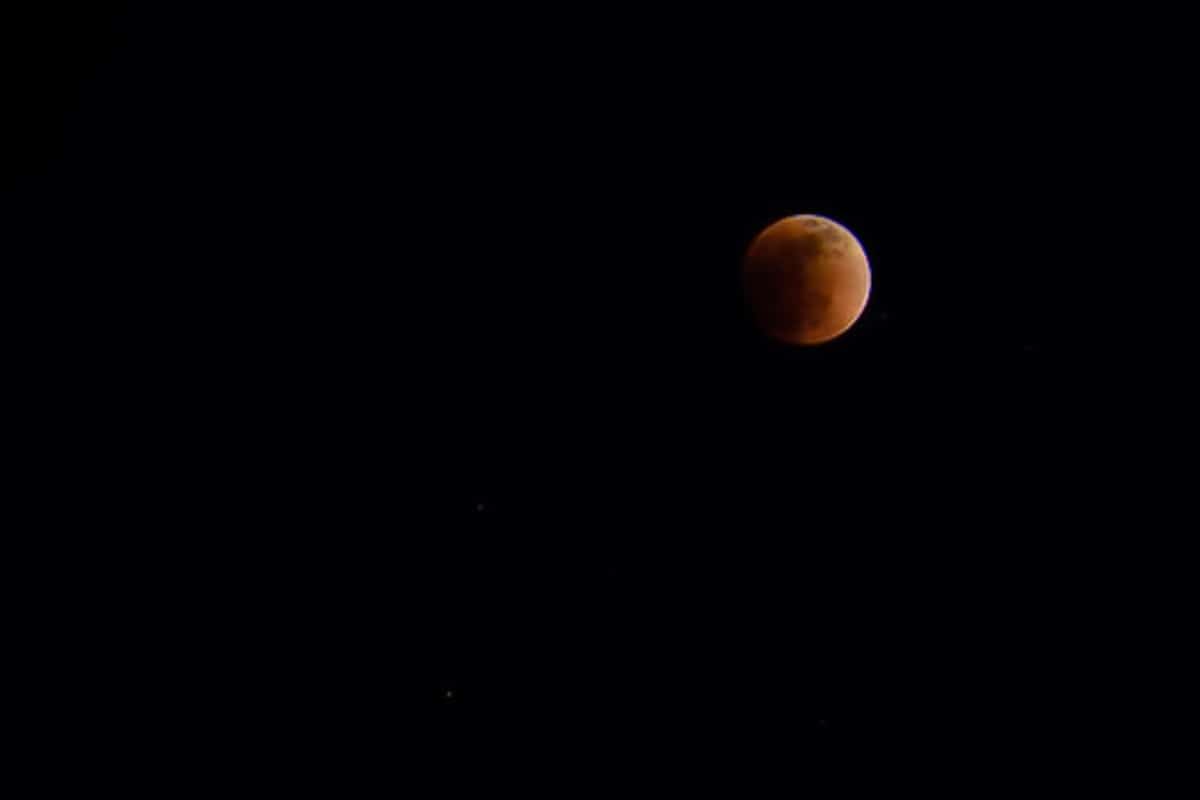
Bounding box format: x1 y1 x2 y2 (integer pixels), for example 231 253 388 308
742 214 871 345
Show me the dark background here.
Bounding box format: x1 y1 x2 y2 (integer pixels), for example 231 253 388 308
6 2 1189 790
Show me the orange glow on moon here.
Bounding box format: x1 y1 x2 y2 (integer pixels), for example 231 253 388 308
742 215 871 345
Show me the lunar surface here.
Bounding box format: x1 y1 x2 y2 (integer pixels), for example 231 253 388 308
742 214 871 345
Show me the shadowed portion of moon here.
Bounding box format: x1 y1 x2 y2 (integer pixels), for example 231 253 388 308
742 214 871 345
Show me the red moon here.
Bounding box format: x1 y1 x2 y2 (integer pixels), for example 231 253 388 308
742 214 871 345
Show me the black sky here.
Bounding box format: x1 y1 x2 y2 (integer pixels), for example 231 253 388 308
6 3 1189 791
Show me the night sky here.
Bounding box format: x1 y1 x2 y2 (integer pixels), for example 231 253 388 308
7 3 1187 791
